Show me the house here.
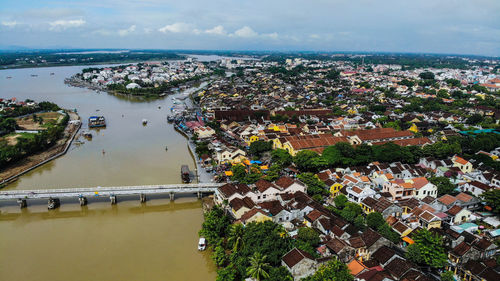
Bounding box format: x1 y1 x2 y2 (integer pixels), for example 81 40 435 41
281 248 318 280
462 181 493 196
325 238 355 263
239 207 271 224
412 177 438 199
452 156 473 174
446 205 472 225
229 197 255 219
382 180 415 201
193 126 216 139
215 147 246 164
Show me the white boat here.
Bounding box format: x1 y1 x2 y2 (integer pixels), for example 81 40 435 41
198 237 206 251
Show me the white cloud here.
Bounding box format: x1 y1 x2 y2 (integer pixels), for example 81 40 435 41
263 32 279 39
205 25 226 35
49 19 85 31
158 22 192 33
118 25 136 36
2 21 19 27
233 26 258 37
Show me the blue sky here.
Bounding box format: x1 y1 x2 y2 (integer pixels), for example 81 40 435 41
1 0 499 56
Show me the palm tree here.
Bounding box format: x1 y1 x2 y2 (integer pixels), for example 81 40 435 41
246 252 270 281
227 224 244 252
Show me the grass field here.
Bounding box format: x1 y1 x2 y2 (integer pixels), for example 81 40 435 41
15 111 64 130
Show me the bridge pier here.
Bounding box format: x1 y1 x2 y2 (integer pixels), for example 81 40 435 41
78 196 88 206
48 198 60 210
17 199 27 209
110 195 117 204
197 192 202 199
140 193 146 203
169 192 175 201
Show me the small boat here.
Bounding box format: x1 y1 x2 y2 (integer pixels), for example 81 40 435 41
167 115 175 123
165 146 168 151
198 238 206 251
142 119 148 125
50 72 55 75
30 74 38 77
6 76 12 79
82 131 93 139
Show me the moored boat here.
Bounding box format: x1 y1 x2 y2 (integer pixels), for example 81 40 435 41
88 116 106 128
181 165 191 183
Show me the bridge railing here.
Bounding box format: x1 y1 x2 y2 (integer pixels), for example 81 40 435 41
0 183 224 199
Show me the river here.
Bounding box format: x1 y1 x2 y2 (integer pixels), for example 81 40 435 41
0 65 216 281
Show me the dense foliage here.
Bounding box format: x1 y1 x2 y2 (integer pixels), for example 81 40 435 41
481 189 500 214
302 258 353 281
406 229 447 268
200 209 294 281
0 105 68 168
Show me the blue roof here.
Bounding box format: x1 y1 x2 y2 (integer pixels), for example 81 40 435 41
489 229 500 237
459 129 500 136
458 223 478 230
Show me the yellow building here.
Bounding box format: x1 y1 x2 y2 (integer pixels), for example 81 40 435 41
409 123 419 133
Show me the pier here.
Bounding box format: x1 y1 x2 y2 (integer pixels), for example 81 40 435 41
0 183 223 208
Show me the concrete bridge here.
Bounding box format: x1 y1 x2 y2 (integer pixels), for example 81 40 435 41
0 183 224 209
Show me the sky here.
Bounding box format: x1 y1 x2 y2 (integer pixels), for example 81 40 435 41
1 0 499 56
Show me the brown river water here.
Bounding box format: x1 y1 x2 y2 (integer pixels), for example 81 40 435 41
0 65 216 281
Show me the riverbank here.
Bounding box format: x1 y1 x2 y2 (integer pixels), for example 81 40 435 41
0 110 81 186
171 84 215 184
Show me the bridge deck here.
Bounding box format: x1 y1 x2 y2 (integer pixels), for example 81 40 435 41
0 183 223 200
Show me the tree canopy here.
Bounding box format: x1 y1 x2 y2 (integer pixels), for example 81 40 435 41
406 229 447 268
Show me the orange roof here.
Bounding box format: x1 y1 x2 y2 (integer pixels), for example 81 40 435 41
400 182 413 189
454 156 468 165
361 176 370 182
347 259 366 275
403 237 414 244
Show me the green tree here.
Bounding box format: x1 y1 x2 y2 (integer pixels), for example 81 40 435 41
213 245 228 267
293 150 325 172
249 140 272 157
340 202 363 222
302 258 353 281
246 252 270 281
297 173 327 197
406 229 447 268
481 189 500 214
271 149 292 167
231 164 247 182
354 215 366 230
216 265 237 281
297 227 320 247
419 71 435 80
334 194 348 209
366 212 385 230
227 224 244 252
199 206 231 246
467 114 484 125
441 271 454 281
429 176 456 196
266 266 293 281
